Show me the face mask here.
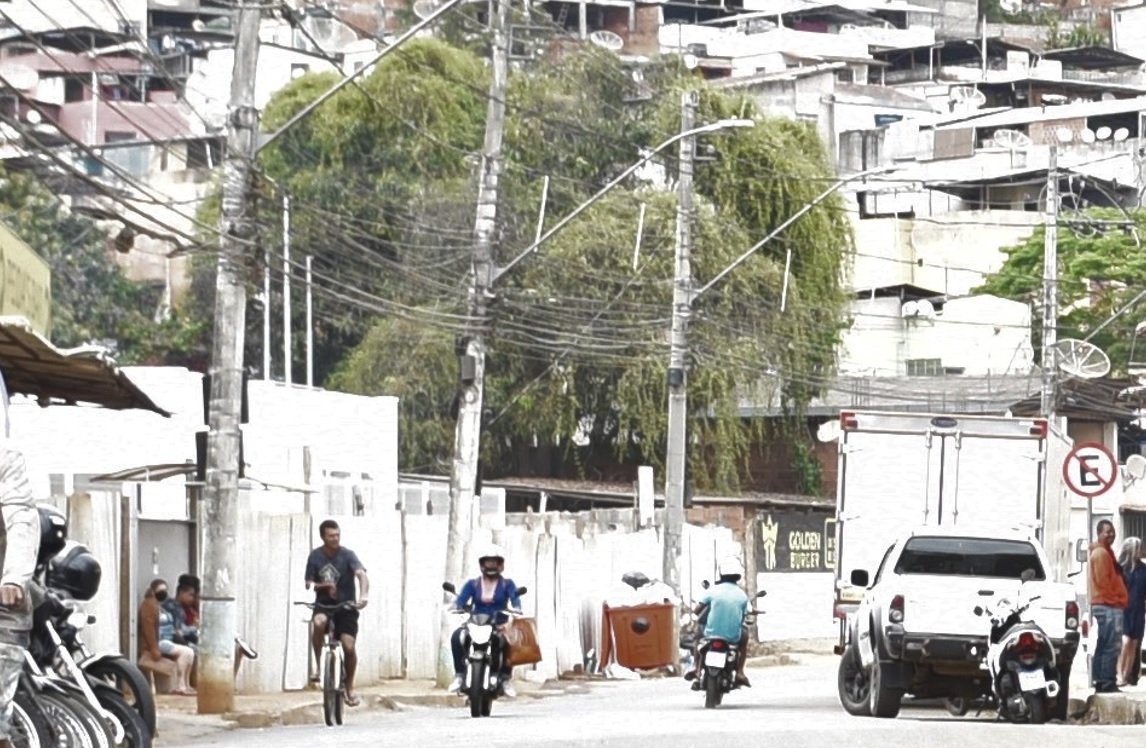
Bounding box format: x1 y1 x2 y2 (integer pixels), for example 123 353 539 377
155 590 169 603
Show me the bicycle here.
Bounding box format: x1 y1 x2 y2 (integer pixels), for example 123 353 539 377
295 601 356 727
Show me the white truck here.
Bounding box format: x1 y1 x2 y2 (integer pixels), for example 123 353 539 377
830 411 1082 719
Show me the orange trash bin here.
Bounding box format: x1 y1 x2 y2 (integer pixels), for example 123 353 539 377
601 602 676 671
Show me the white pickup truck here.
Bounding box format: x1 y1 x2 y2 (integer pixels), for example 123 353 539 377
837 526 1080 719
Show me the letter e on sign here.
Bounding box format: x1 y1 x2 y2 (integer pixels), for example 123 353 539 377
1062 441 1117 499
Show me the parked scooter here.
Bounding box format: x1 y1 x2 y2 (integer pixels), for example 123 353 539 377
955 570 1063 724
442 581 529 719
694 587 766 709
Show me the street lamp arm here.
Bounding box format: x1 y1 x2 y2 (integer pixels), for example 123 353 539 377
256 0 466 155
492 119 754 283
693 164 898 301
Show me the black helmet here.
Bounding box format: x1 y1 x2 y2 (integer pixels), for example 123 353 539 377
36 505 67 569
46 542 102 601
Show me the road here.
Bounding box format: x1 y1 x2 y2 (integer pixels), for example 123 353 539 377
186 656 1139 747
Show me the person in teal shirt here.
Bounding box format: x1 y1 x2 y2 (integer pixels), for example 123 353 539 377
685 556 751 688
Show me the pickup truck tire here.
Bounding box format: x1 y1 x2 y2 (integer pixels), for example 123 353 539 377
868 660 904 718
837 645 871 716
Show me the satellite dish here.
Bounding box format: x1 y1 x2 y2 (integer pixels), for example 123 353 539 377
1051 338 1111 379
1114 127 1130 142
412 0 440 18
1126 454 1146 481
950 86 986 109
991 129 1032 149
589 30 624 51
1096 126 1112 141
901 300 920 317
161 34 177 52
817 419 841 443
1056 127 1075 143
191 18 206 32
24 109 40 125
915 299 936 318
1081 128 1096 144
682 53 699 69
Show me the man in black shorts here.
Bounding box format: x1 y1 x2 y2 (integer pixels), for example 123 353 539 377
305 519 369 706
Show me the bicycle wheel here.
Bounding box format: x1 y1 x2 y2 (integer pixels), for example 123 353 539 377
12 692 52 748
96 690 151 748
323 647 338 727
334 653 344 726
36 690 96 748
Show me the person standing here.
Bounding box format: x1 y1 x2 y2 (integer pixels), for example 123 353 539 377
1089 519 1129 693
1117 537 1146 687
305 519 369 707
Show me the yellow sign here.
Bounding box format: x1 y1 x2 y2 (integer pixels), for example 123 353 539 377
0 221 51 335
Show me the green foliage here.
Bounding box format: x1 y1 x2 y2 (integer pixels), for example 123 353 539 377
0 167 203 365
268 41 852 491
975 208 1146 372
1045 17 1109 49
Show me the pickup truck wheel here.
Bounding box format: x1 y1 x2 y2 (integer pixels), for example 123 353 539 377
869 660 904 719
1050 669 1070 722
837 646 871 716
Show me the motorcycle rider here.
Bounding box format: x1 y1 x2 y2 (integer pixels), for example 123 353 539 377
685 556 751 689
0 372 40 748
447 545 522 698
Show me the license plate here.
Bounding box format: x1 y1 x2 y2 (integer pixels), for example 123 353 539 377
704 651 727 668
1018 669 1046 692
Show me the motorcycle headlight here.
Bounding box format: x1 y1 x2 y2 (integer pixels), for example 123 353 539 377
467 623 493 645
66 610 87 631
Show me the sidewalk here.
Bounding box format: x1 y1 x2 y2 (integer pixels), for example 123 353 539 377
154 675 594 744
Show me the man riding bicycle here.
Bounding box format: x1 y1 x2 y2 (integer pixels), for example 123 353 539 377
305 519 369 707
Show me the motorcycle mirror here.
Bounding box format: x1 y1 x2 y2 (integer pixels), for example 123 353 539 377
442 582 457 594
756 590 767 598
517 586 528 596
1020 569 1036 583
973 606 984 616
701 580 710 589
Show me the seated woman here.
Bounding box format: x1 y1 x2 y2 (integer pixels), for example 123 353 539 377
137 579 196 695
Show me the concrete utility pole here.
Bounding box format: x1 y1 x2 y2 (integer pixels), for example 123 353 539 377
199 0 260 715
283 193 293 386
663 90 697 593
439 0 509 687
1040 144 1059 418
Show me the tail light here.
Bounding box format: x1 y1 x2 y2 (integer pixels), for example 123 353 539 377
889 595 905 624
1029 420 1048 438
1081 619 1089 638
1016 631 1041 665
841 412 858 430
1065 601 1079 630
711 639 727 651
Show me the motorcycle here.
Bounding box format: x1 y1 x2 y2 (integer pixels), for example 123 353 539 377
958 571 1063 724
441 581 529 719
695 588 766 709
28 581 152 748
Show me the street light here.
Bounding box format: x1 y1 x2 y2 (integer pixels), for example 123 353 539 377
493 117 756 282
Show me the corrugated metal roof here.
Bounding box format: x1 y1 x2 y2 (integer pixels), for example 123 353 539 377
0 316 170 416
934 96 1146 131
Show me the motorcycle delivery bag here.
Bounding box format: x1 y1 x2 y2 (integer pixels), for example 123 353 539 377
503 617 542 666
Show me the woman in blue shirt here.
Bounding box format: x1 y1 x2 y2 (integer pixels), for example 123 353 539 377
447 546 522 697
1118 537 1146 687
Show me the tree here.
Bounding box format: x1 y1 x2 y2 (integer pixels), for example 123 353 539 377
262 39 853 492
0 166 206 365
974 208 1146 373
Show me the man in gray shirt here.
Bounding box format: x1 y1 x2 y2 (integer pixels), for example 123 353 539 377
305 519 369 707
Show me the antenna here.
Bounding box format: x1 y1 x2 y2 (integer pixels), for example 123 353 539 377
990 129 1032 149
588 29 624 52
1051 338 1111 379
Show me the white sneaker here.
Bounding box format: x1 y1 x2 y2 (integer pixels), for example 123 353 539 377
501 681 517 699
447 675 464 694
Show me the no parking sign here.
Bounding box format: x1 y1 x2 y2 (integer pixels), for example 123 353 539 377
1062 441 1117 499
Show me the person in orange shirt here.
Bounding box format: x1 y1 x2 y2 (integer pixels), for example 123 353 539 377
1089 520 1129 693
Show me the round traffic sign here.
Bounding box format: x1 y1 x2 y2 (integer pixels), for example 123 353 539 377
1062 441 1118 498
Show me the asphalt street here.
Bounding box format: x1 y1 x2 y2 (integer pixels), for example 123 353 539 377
180 656 1144 747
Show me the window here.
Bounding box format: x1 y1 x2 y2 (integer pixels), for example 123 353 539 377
906 358 942 376
894 537 1045 580
873 544 896 585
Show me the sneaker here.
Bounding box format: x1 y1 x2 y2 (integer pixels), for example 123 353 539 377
447 675 464 694
235 637 258 660
501 681 517 699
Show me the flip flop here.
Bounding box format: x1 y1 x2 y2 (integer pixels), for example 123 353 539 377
344 693 361 707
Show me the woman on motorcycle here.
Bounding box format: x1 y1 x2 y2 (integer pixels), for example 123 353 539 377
447 545 522 697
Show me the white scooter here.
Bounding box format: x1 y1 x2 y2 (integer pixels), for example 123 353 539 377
969 572 1063 724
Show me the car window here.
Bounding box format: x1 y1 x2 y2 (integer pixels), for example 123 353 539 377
893 537 1045 580
873 544 896 585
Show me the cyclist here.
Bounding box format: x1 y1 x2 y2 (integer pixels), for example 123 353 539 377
305 519 369 707
447 545 521 697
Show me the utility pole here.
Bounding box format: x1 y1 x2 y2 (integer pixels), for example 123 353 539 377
306 255 314 387
283 193 293 386
1040 144 1059 418
199 0 260 716
439 0 509 687
663 90 697 593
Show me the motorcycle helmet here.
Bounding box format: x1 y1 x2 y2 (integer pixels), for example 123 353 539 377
477 544 505 578
46 541 102 601
36 505 68 570
717 556 743 582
